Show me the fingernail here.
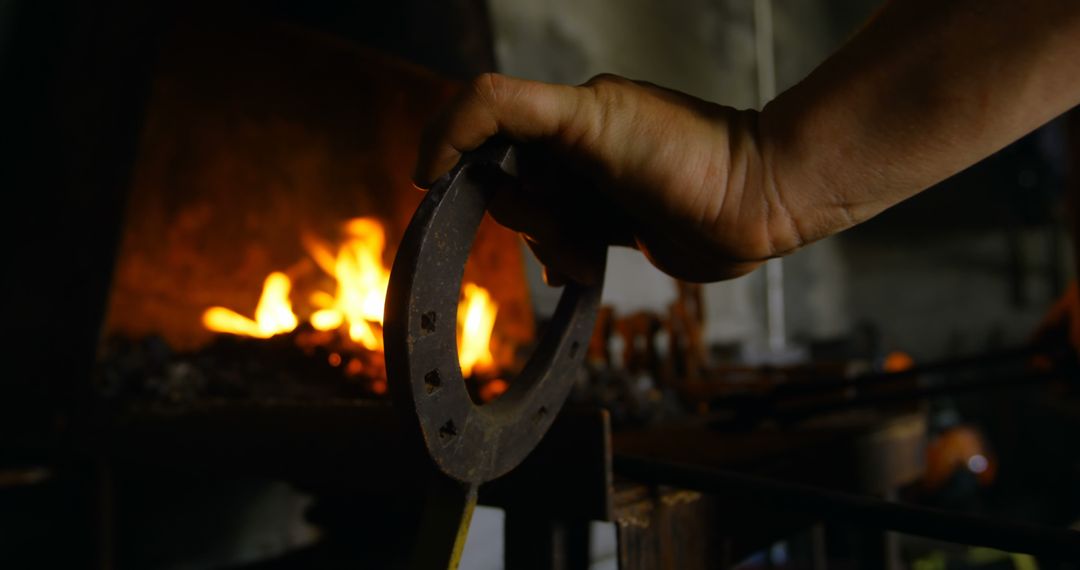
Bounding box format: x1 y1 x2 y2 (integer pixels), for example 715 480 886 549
411 171 431 190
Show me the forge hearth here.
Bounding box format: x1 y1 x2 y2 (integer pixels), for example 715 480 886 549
98 22 534 404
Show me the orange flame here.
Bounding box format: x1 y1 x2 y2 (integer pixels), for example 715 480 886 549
202 218 500 378
203 272 298 338
306 218 391 351
458 283 497 377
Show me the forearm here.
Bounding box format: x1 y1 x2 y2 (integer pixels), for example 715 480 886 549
760 0 1080 250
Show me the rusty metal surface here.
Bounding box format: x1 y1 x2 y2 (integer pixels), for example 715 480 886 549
385 141 605 485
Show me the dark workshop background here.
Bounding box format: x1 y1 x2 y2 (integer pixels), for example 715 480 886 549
1 0 1076 569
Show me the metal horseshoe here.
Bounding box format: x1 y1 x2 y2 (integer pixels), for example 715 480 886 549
384 140 605 569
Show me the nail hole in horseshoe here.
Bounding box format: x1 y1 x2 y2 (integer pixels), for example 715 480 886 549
421 311 437 333
570 341 580 358
534 406 548 424
439 419 457 440
424 369 442 394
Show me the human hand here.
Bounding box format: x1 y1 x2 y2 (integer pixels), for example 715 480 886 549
413 73 804 285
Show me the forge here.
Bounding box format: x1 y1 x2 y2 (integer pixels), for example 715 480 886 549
99 20 532 404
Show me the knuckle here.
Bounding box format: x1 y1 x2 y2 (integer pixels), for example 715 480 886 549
470 72 504 107
579 77 627 143
584 73 623 87
583 74 632 109
582 79 617 112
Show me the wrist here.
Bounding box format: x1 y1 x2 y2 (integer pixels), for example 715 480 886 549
716 105 807 260
757 89 863 251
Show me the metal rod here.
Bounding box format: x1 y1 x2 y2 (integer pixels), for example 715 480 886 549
775 369 1061 418
614 455 1080 560
773 345 1044 398
709 370 1061 429
708 343 1054 405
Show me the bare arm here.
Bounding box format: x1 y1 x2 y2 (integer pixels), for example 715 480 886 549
764 0 1080 251
414 0 1080 283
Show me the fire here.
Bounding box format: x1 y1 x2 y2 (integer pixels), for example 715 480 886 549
305 218 391 351
203 272 298 338
201 217 500 379
458 283 498 377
